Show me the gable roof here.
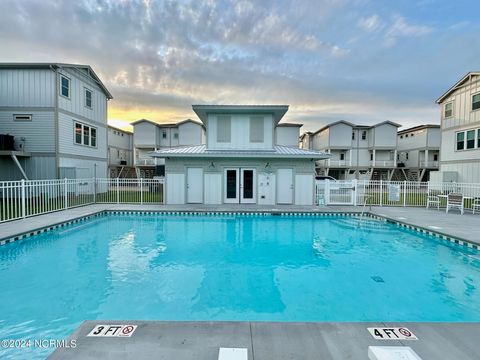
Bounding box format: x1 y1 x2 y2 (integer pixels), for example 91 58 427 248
108 125 133 134
311 120 401 135
276 122 303 127
436 72 480 104
0 63 113 99
149 144 329 159
192 105 289 124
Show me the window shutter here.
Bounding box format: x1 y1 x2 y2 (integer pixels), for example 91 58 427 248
249 116 264 143
217 116 231 142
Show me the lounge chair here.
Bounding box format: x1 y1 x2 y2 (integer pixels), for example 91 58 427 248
426 194 440 210
446 193 464 215
473 198 480 214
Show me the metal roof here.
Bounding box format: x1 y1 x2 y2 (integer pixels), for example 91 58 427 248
149 145 329 159
0 63 113 99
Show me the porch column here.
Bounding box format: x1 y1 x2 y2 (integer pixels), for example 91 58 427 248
394 149 397 167
424 149 429 168
349 149 352 167
372 149 376 167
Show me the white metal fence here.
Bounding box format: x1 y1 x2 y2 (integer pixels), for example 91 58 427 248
0 178 164 223
316 179 480 209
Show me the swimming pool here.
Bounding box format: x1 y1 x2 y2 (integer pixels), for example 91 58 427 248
1 212 480 358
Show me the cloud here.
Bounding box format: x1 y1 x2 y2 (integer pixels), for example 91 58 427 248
0 0 477 133
358 15 382 32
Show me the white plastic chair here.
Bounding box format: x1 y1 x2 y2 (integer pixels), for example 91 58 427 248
426 195 440 210
446 193 464 215
473 198 480 214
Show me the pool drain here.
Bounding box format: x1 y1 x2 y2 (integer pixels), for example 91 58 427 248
371 276 385 283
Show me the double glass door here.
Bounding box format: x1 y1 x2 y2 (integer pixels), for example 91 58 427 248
224 168 256 203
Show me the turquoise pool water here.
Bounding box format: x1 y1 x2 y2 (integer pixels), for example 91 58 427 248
1 213 480 358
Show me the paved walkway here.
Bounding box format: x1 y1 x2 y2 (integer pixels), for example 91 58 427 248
1 203 479 245
49 320 480 359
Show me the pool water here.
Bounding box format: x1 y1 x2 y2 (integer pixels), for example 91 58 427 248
1 213 480 358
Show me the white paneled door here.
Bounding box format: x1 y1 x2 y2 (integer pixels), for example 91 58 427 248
224 168 256 204
276 168 293 204
187 167 203 203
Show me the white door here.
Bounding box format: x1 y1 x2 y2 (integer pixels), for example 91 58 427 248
240 168 256 204
224 168 256 204
277 168 293 204
224 168 240 203
187 167 203 203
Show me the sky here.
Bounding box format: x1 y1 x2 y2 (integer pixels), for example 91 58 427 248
1 0 479 132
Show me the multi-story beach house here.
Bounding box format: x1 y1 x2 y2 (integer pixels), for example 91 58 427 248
303 120 400 180
131 118 205 178
107 125 134 178
433 72 480 183
150 105 327 205
395 125 440 181
0 63 112 180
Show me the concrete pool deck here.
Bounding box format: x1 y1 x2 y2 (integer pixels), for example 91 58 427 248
49 320 480 359
0 203 479 246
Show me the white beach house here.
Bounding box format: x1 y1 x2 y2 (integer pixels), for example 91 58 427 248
0 63 112 180
303 120 400 180
107 125 134 178
150 105 328 205
433 72 480 183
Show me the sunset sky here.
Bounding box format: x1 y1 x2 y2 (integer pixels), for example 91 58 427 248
1 0 479 132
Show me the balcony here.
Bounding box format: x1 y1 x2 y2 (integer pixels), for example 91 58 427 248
420 161 439 168
370 160 395 167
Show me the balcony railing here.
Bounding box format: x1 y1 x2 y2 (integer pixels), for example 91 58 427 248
370 160 395 167
328 160 350 167
135 158 156 166
419 161 439 168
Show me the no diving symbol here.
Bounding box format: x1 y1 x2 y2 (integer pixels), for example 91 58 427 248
398 327 412 337
122 326 135 335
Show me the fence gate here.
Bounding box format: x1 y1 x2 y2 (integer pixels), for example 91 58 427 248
316 180 356 205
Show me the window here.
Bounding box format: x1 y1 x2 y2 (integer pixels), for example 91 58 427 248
466 130 475 149
405 134 409 138
162 130 167 139
478 129 480 148
472 93 480 111
444 102 453 118
433 154 438 161
340 153 345 161
61 76 70 98
400 135 403 139
75 123 82 144
406 152 409 160
411 133 414 137
370 153 373 161
456 132 465 150
74 122 97 147
249 116 264 143
13 114 32 121
85 88 92 108
361 131 367 140
352 131 355 140
217 115 231 143
91 128 96 147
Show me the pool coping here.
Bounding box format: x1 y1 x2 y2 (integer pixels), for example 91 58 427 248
0 209 479 251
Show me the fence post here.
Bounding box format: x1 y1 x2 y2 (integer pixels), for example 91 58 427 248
403 180 407 207
64 178 68 209
116 177 120 204
353 179 357 206
93 177 97 204
140 178 144 205
380 180 383 206
21 179 26 218
324 179 330 205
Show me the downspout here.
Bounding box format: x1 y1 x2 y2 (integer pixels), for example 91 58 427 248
50 65 60 179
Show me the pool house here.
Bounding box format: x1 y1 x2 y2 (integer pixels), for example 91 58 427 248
150 105 329 205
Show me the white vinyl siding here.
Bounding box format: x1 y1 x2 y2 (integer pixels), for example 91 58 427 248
217 116 231 143
249 116 264 143
0 69 55 107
